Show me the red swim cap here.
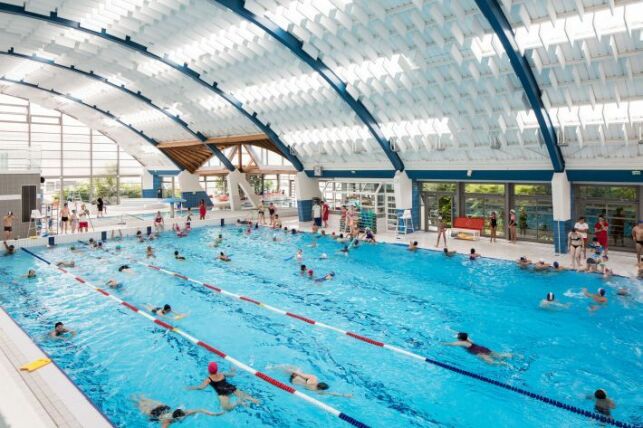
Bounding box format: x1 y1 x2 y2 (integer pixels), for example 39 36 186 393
308 269 313 276
208 362 218 374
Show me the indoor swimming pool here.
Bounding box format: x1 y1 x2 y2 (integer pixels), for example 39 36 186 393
0 226 640 427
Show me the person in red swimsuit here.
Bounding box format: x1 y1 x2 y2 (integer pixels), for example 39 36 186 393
321 200 330 228
198 199 206 220
594 215 609 255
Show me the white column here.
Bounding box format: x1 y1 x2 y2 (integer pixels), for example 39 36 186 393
393 170 412 209
294 172 321 222
227 170 259 210
551 172 572 253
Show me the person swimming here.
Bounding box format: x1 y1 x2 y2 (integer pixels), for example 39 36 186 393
147 304 187 320
469 248 480 260
539 292 569 310
589 389 616 416
135 395 220 426
187 362 259 411
582 287 607 311
516 256 532 268
296 249 303 261
319 253 328 260
24 269 36 278
49 322 76 339
407 241 418 252
299 264 307 275
339 245 349 255
443 332 511 365
119 264 133 274
533 259 550 271
106 279 122 289
271 366 351 397
56 260 75 268
146 246 155 258
174 250 186 260
218 252 231 262
443 248 456 257
314 272 335 283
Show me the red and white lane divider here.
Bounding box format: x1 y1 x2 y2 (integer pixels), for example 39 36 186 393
139 261 426 363
21 248 369 428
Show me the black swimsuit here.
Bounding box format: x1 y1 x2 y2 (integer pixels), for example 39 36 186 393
149 405 171 421
490 218 497 228
209 376 237 396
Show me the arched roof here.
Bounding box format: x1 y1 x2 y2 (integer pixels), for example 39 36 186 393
0 0 640 174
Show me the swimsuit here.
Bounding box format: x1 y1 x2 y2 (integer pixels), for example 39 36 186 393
3 226 11 232
569 235 582 248
467 344 491 355
490 218 497 228
61 217 68 222
209 376 237 396
149 405 171 421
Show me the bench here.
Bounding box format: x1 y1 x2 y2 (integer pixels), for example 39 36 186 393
450 217 484 241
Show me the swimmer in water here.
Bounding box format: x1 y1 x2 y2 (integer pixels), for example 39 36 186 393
582 287 607 311
550 261 565 271
135 395 220 427
319 253 328 260
307 269 314 279
3 241 15 255
533 259 550 271
443 248 456 257
273 366 351 397
56 260 75 268
516 256 532 268
364 227 376 243
587 389 616 416
296 249 303 261
315 272 335 283
338 245 349 255
443 332 512 365
174 250 186 261
146 246 155 258
469 248 480 260
147 304 187 320
299 264 307 275
119 264 134 274
218 252 231 262
539 292 569 310
24 269 37 278
211 234 223 247
272 234 279 242
49 322 76 339
408 241 418 252
106 279 122 289
187 362 259 411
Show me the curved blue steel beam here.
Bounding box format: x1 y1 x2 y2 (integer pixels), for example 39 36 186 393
474 0 565 172
0 48 236 171
0 76 182 170
210 0 405 172
0 2 304 171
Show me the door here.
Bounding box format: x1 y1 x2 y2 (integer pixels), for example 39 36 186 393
422 193 453 231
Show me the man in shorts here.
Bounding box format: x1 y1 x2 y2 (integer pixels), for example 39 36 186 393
3 211 14 240
574 216 590 259
633 220 643 266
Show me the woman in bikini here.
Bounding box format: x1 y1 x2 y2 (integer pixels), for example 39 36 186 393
567 227 584 269
187 362 259 411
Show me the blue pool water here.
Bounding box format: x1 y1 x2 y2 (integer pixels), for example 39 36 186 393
0 226 641 427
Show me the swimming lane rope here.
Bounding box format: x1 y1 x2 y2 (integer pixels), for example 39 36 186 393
20 248 369 428
86 248 636 428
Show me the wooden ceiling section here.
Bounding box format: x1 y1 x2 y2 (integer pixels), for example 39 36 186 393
158 134 287 173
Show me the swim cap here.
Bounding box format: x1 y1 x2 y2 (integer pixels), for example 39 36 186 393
457 332 468 341
595 389 607 399
547 292 554 301
598 288 606 296
208 362 218 374
317 382 329 390
553 261 559 268
308 269 313 276
172 409 186 419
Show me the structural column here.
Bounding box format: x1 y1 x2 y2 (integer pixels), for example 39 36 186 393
227 170 260 211
393 171 419 233
295 172 321 222
551 172 573 253
142 170 162 198
178 171 212 208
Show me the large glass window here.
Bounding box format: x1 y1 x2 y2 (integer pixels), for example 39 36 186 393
464 183 506 237
512 184 553 242
575 185 639 250
0 94 145 205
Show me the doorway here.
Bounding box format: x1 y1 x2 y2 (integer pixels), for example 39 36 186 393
422 193 454 232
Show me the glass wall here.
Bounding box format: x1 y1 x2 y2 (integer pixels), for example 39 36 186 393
575 185 639 251
464 183 506 237
0 94 144 205
420 182 457 231
513 184 554 242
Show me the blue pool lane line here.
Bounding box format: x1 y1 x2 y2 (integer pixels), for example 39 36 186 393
105 252 637 428
20 248 370 428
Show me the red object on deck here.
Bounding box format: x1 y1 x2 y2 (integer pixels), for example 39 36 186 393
453 217 485 231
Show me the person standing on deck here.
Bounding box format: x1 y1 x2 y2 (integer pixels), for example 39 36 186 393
199 199 207 220
594 215 609 256
2 211 15 240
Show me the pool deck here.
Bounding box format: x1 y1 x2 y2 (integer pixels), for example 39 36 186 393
284 215 641 279
0 308 112 428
